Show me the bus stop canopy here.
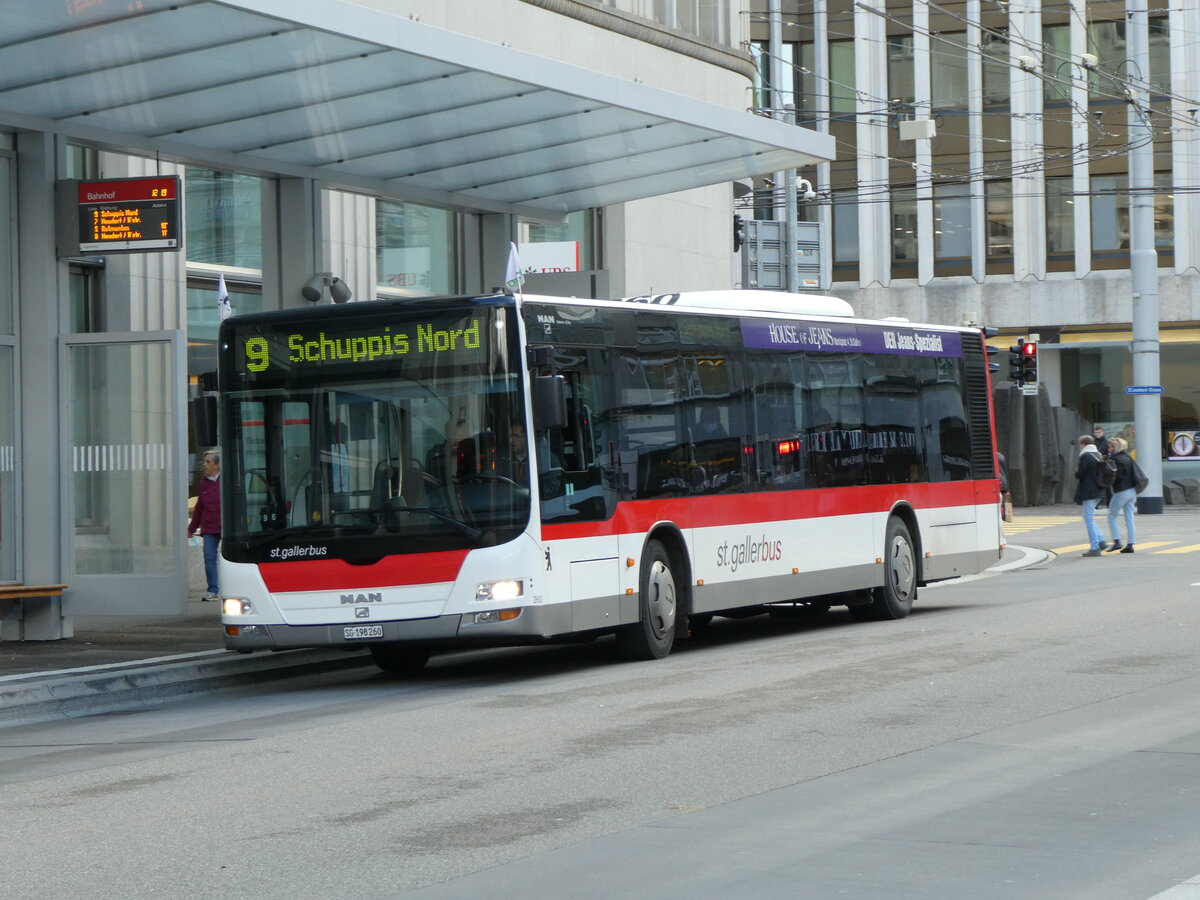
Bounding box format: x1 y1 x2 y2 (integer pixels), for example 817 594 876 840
0 0 835 220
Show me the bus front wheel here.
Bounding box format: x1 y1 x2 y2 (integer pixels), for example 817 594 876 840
852 518 917 621
615 540 677 660
369 644 431 674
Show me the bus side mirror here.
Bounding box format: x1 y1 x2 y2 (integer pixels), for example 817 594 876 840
533 375 567 430
193 396 218 447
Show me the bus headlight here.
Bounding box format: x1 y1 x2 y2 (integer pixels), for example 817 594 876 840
475 579 523 602
223 597 253 616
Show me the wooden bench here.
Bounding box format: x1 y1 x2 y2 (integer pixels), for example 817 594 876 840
0 584 68 641
0 584 66 601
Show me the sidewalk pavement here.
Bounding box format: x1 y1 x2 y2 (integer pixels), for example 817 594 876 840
1 503 1195 728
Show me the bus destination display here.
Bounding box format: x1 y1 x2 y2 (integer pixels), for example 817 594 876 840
232 314 488 381
76 176 181 253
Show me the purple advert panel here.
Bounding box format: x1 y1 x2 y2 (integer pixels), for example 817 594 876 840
741 318 962 358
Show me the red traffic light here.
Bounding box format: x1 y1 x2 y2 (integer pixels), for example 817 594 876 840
1022 342 1037 357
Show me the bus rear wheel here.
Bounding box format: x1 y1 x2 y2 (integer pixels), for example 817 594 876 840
615 540 677 660
852 518 917 621
369 644 431 674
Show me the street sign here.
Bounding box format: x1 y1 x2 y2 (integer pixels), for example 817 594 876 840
1125 385 1164 395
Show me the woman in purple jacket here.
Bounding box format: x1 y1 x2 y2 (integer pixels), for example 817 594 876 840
187 450 222 601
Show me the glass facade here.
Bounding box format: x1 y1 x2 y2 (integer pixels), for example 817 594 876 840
0 346 14 582
184 167 262 269
70 341 175 576
376 199 458 296
0 155 11 336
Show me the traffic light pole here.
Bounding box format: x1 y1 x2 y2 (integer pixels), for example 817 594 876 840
1128 0 1163 513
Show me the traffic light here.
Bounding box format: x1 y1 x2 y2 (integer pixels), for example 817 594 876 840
1008 338 1025 383
1019 340 1038 386
733 214 746 252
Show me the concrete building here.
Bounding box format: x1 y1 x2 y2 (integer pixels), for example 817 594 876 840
0 0 833 637
747 1 1200 488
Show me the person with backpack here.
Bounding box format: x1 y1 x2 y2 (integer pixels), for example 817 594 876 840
1073 434 1112 556
1106 436 1138 553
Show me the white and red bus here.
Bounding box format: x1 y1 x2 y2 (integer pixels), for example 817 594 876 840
217 290 1003 671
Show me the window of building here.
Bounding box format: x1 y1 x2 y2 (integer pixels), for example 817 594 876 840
1046 176 1075 271
68 264 103 333
518 210 597 275
184 167 262 269
891 187 918 277
1043 24 1072 103
1089 20 1171 99
931 32 968 109
888 36 914 106
376 199 458 296
831 190 859 282
985 181 1014 275
935 183 972 276
830 41 856 116
0 153 12 336
0 345 14 582
1091 174 1128 268
752 41 819 125
981 30 1010 106
597 1 736 47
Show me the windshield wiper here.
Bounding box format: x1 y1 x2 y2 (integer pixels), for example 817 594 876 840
391 505 482 541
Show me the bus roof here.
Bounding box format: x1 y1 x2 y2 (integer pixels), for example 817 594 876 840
520 290 854 319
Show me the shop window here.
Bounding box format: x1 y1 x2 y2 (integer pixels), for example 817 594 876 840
376 199 457 296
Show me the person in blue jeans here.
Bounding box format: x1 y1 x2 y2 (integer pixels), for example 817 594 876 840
1073 434 1111 557
1105 436 1137 553
187 450 222 600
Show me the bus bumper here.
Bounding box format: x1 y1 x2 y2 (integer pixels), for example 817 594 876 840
223 602 576 651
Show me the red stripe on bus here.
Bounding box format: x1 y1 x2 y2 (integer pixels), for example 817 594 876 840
541 480 994 541
258 549 469 592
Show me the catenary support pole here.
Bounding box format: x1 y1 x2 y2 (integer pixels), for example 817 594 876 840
1127 0 1163 513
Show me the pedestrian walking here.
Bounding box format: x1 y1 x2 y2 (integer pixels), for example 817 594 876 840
1093 425 1110 457
1073 434 1112 557
187 449 222 600
1106 436 1137 553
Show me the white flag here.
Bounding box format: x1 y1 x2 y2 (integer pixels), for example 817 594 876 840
504 242 525 294
216 273 233 321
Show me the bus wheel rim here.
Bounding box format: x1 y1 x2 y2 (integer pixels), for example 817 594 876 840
647 560 677 637
889 535 915 600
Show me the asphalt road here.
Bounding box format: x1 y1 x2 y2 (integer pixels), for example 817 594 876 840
2 529 1200 899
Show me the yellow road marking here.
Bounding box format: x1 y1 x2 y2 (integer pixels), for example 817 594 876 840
1050 544 1095 554
1152 543 1200 554
1119 541 1175 551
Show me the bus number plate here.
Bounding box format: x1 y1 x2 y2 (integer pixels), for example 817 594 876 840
344 625 383 640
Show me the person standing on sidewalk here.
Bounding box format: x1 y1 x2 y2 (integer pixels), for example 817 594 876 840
1073 434 1111 557
187 450 222 601
1106 436 1137 553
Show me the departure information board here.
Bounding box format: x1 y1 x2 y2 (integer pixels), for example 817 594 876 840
72 176 181 253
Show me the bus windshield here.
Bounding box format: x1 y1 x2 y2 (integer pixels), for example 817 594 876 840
220 301 528 562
